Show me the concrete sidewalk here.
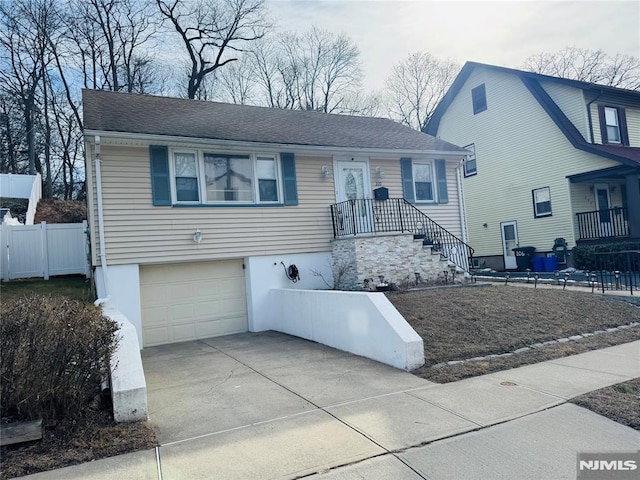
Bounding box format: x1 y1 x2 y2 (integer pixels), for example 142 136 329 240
18 335 640 480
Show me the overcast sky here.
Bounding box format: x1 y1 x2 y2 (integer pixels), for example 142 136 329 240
267 0 640 91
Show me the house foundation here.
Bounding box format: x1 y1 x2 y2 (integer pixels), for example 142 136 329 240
331 233 458 290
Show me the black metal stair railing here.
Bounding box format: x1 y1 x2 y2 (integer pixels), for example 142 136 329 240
330 198 475 272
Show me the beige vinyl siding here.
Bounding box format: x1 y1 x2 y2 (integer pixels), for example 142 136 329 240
542 81 589 140
89 144 336 266
368 158 464 238
436 67 620 257
625 106 640 146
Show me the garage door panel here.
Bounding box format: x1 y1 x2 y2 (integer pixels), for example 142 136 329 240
144 326 170 346
195 300 221 317
197 315 247 338
141 284 167 303
170 303 196 321
141 261 248 347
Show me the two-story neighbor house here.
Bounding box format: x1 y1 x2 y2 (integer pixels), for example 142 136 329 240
426 62 640 271
83 90 471 348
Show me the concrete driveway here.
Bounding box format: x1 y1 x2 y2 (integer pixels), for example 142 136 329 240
20 336 640 479
138 332 639 480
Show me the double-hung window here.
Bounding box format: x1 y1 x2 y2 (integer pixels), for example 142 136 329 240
532 187 552 218
172 151 281 204
598 105 629 145
604 107 621 143
413 162 435 202
463 143 477 177
174 152 200 202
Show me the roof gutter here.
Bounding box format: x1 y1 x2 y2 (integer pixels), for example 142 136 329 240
83 129 469 158
93 135 110 307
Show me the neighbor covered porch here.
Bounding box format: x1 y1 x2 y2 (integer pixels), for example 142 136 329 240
568 165 640 243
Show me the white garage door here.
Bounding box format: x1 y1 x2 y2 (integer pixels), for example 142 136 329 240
140 260 248 347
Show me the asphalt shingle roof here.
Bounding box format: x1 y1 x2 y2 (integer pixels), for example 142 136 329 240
83 90 467 153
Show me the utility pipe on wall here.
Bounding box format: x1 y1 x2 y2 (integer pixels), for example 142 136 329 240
93 135 111 306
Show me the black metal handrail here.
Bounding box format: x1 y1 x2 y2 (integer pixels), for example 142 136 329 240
576 207 629 240
330 198 475 272
590 250 640 295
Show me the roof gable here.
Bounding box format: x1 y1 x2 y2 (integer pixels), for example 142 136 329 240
83 90 467 154
426 62 640 167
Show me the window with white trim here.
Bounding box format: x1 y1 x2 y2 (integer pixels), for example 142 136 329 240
532 187 552 218
172 150 282 204
604 107 621 144
412 162 435 202
174 151 200 202
463 143 477 177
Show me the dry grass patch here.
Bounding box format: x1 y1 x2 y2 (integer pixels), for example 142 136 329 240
387 284 639 382
571 378 640 430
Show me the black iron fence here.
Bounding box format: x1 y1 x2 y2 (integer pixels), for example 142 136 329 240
588 250 640 295
330 198 474 272
576 207 629 240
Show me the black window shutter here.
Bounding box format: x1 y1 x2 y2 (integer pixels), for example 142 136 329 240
435 159 448 204
618 108 629 146
597 105 608 144
400 158 414 203
280 152 298 206
150 145 171 206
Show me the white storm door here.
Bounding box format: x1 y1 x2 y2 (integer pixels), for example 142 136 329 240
336 161 373 235
501 221 519 270
594 183 613 237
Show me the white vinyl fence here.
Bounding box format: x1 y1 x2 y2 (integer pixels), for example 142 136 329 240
0 221 90 281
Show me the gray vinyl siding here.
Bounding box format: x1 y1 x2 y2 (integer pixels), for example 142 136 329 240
88 144 465 266
436 67 620 257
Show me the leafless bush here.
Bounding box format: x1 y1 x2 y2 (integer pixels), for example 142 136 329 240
0 295 119 421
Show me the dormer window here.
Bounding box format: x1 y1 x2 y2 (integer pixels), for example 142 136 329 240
598 105 629 145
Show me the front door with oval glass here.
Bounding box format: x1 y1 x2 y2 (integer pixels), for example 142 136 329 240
336 161 373 235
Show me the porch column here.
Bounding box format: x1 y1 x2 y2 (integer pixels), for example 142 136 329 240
626 173 640 239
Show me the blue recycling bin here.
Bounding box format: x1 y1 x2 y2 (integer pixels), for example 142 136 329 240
543 257 558 272
532 257 545 272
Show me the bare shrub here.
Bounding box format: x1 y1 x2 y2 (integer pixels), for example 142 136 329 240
0 295 119 421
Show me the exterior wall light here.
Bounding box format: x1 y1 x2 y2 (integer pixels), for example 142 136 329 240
321 165 331 177
193 229 202 244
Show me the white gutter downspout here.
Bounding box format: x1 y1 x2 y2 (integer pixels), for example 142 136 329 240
455 158 469 244
93 135 110 306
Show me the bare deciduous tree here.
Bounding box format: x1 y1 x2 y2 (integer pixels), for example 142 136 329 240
522 47 640 90
157 0 269 99
243 27 369 114
384 51 459 132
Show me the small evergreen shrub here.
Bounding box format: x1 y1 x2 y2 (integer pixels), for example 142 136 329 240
572 241 640 271
0 295 119 421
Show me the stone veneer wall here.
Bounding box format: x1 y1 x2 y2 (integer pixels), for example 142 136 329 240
331 234 456 290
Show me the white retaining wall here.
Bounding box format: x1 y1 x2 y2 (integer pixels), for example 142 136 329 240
267 288 425 371
245 252 333 332
102 306 148 423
